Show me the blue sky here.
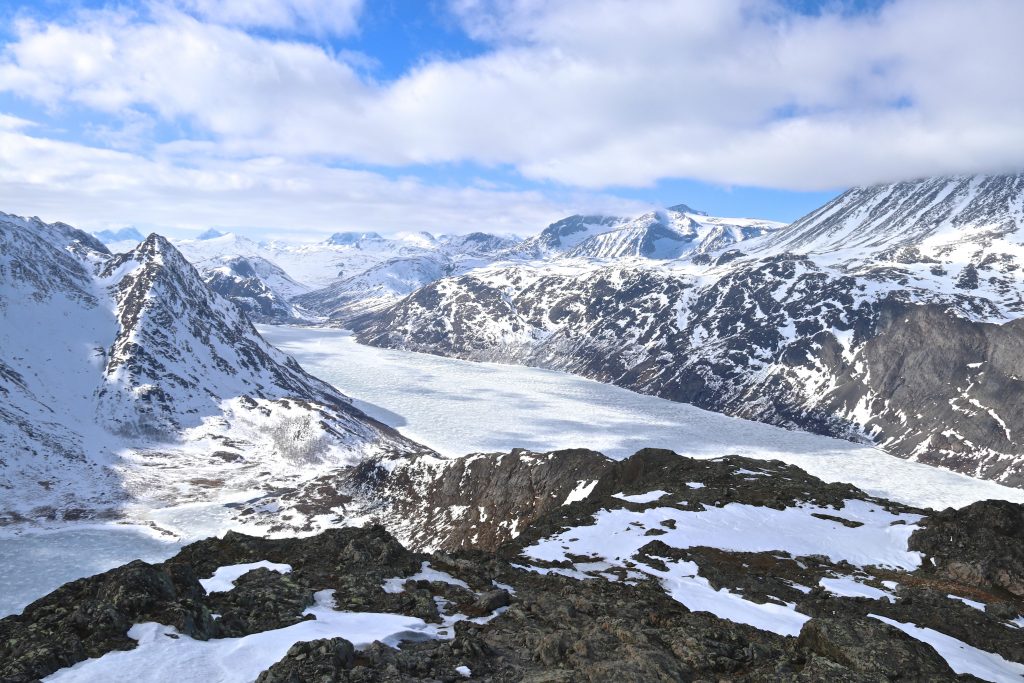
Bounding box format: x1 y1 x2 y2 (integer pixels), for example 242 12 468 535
0 0 1020 238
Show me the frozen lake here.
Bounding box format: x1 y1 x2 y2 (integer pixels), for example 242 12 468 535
3 324 1023 617
261 325 1024 511
0 526 180 618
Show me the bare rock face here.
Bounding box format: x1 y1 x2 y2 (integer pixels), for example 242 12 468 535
255 638 356 683
231 447 617 547
796 617 956 680
6 454 1024 682
909 500 1024 598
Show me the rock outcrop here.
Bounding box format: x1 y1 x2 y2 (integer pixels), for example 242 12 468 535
9 451 1022 682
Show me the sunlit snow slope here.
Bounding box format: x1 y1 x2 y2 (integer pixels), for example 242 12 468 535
0 213 424 523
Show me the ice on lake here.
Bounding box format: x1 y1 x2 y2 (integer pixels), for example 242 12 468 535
0 527 179 617
260 325 1024 511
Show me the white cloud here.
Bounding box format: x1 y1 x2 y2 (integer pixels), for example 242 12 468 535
0 113 35 130
172 0 364 36
0 128 645 237
0 0 1021 234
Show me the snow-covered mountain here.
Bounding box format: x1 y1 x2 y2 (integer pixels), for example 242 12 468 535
0 212 425 524
199 255 311 322
351 173 1024 488
759 174 1024 261
293 253 454 320
171 229 519 322
509 214 629 258
506 206 782 261
565 208 783 260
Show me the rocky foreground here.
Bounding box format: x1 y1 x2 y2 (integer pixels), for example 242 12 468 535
2 450 1023 682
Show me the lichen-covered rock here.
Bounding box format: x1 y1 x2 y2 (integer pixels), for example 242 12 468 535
0 560 213 682
909 500 1024 597
207 568 314 637
255 637 356 683
797 616 956 679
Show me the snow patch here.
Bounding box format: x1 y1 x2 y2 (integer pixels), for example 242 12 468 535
199 561 292 594
871 615 1024 682
562 480 598 506
612 490 670 504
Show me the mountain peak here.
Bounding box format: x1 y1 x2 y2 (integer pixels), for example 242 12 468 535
667 203 708 216
760 172 1024 259
196 228 226 240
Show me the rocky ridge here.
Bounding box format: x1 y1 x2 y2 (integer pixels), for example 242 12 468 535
3 449 1023 682
0 212 426 524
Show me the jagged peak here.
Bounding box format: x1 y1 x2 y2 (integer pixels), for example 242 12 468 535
667 203 708 216
0 211 112 256
760 172 1024 259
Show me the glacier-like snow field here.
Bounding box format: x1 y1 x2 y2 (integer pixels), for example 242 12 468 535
260 325 1024 511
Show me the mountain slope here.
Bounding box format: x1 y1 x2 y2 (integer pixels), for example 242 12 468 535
0 213 426 524
509 214 627 258
758 174 1024 261
199 255 310 322
351 173 1024 488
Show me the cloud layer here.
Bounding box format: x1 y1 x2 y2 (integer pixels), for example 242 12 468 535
0 0 1021 234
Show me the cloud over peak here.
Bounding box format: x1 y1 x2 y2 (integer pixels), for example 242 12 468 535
0 0 1021 234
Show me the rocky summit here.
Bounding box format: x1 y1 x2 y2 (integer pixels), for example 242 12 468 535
3 450 1023 682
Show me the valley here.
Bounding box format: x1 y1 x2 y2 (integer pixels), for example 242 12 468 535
4 323 1023 621
4 173 1024 681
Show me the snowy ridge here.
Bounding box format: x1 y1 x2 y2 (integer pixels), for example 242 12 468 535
353 173 1024 488
0 213 426 524
756 174 1024 261
565 208 783 260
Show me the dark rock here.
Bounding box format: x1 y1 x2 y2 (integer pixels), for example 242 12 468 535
797 616 957 679
207 568 314 637
909 500 1024 597
0 560 212 682
255 637 356 682
469 589 512 616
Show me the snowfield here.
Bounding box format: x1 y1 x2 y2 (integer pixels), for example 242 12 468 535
260 325 1024 510
517 497 922 636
